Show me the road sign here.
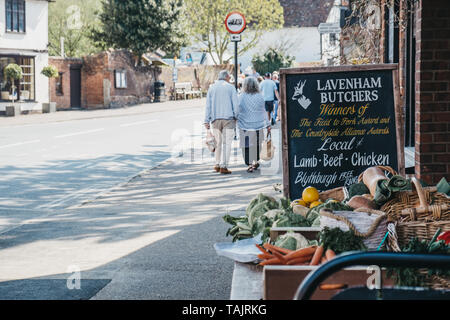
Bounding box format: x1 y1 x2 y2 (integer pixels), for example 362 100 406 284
318 22 341 34
230 34 241 42
225 11 246 91
225 12 246 34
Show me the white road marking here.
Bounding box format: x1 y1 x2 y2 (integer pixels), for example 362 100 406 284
120 119 157 127
55 128 105 139
0 140 41 149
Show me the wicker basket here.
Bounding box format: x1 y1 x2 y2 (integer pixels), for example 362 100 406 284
381 177 450 247
382 177 450 290
387 222 450 290
319 186 346 202
319 208 389 251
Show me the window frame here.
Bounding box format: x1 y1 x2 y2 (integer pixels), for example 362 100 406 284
5 0 26 34
0 54 36 102
114 69 127 89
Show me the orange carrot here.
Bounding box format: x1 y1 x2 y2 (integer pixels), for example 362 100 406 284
263 243 293 255
259 257 282 266
256 244 269 254
271 250 288 264
310 245 324 266
319 284 347 291
325 249 336 261
321 256 328 264
286 256 313 265
284 246 317 261
257 253 273 260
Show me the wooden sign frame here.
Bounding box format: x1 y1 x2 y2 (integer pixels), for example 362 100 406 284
279 64 405 200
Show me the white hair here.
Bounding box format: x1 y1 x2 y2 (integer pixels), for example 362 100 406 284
243 76 260 94
218 70 230 80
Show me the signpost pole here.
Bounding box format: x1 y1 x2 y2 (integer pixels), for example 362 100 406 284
225 11 246 91
234 41 238 90
320 34 323 60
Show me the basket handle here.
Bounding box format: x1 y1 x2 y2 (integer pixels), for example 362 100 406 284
319 208 386 238
358 165 398 182
400 177 449 220
411 177 428 209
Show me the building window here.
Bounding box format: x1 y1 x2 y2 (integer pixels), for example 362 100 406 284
115 70 127 89
56 72 63 95
19 57 35 101
329 33 337 46
5 0 26 33
0 55 35 101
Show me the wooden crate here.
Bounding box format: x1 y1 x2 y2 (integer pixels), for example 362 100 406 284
269 227 321 242
263 265 395 300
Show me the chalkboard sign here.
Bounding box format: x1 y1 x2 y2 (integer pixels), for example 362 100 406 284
280 64 404 201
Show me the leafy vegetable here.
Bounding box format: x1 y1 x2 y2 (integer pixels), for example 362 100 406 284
386 234 450 287
274 231 312 251
318 227 367 254
306 199 353 224
223 194 312 243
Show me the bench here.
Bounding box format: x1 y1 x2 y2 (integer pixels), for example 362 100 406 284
174 82 202 100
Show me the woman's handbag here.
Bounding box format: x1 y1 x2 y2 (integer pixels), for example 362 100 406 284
205 130 216 153
260 131 275 161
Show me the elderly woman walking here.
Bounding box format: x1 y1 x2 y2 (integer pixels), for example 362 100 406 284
237 76 271 173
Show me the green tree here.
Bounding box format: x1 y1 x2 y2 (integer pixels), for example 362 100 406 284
49 0 103 57
252 47 294 75
91 0 187 62
4 64 23 104
184 0 284 65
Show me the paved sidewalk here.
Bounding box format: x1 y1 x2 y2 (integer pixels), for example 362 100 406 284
0 138 283 299
0 98 206 127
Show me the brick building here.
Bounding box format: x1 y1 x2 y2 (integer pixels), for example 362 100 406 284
48 57 83 110
381 0 449 184
406 0 450 184
279 0 334 28
49 50 159 110
319 0 449 184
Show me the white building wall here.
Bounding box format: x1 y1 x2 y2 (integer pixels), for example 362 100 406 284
239 27 321 71
322 0 343 66
0 0 49 112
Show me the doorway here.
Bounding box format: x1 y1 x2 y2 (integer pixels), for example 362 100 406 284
70 65 82 109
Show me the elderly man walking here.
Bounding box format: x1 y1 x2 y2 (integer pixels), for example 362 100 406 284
204 70 239 174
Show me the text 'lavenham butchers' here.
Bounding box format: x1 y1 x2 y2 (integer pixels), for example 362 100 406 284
317 77 382 103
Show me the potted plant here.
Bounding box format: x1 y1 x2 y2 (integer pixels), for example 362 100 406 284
4 63 23 116
41 65 59 113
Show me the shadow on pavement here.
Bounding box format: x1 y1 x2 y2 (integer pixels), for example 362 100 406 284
0 150 281 299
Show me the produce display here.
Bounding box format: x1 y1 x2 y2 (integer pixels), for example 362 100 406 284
318 227 367 254
255 243 337 267
387 229 450 287
255 226 366 266
221 165 449 293
222 194 311 243
274 231 318 251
